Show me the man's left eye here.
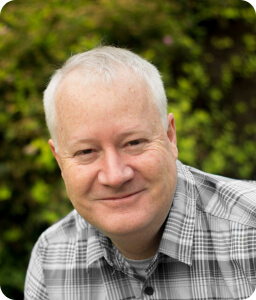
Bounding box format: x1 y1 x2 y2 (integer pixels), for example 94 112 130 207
128 140 141 146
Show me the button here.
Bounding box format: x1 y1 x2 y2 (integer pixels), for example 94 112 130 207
144 286 154 296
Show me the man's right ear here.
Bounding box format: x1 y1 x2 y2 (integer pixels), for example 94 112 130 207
48 139 62 171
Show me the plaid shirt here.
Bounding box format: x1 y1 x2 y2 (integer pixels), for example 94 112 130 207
25 160 256 300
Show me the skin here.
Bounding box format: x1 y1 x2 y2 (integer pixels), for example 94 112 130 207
49 69 178 260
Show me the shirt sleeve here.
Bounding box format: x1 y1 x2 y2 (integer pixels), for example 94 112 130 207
24 240 49 300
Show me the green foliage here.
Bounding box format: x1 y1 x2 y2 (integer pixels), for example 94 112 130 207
0 0 256 297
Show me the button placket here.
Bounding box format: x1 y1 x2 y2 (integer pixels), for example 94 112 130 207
144 285 154 296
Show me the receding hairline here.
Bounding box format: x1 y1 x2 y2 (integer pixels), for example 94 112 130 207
53 67 165 152
54 65 159 114
43 46 168 149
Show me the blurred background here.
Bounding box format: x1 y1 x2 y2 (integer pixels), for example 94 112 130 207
0 0 256 298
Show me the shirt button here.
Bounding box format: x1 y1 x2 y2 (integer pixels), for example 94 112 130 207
144 286 154 296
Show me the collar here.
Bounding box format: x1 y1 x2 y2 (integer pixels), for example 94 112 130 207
158 160 197 266
85 226 105 269
86 228 131 272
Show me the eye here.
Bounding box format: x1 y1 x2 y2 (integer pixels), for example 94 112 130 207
126 139 147 148
76 149 94 156
128 140 141 146
125 139 147 155
74 148 98 164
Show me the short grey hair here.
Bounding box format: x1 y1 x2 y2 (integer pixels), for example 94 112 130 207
43 46 168 145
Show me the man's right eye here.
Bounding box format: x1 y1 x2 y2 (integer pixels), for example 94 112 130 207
77 149 93 155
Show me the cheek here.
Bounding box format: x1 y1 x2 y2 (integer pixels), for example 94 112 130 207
143 151 177 197
62 165 94 199
139 150 173 179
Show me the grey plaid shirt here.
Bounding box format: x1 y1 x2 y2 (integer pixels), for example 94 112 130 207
25 160 256 300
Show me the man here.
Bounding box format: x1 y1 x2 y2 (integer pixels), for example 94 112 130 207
25 46 256 300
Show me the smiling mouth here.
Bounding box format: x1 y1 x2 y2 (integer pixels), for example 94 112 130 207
99 190 145 201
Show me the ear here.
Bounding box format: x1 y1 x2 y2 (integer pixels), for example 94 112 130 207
167 113 178 159
48 139 62 171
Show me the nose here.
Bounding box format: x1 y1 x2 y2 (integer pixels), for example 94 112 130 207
98 149 134 188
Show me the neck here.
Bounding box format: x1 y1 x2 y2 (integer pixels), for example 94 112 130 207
109 224 165 260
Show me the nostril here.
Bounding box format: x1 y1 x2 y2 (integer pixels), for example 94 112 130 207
98 165 134 187
97 149 135 187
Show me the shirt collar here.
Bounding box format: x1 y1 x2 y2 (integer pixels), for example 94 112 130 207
158 160 197 266
85 225 105 269
86 228 129 271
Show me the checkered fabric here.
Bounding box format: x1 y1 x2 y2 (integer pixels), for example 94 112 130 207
24 160 256 299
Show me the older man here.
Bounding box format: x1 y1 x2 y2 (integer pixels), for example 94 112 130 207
25 46 256 300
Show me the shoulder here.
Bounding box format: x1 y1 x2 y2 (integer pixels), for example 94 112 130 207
36 209 92 247
29 210 100 269
180 162 256 228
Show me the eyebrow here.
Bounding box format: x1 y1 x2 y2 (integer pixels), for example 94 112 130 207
69 138 97 147
69 130 150 147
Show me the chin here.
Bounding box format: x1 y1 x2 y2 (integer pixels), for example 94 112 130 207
98 213 155 239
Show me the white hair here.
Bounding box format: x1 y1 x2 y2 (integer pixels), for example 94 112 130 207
43 46 168 146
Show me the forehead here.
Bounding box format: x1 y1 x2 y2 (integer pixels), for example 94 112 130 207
55 68 155 116
53 69 167 151
53 68 165 146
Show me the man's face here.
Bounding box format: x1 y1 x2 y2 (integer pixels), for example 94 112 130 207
50 70 178 243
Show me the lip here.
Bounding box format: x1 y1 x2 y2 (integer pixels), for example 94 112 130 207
97 190 145 201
